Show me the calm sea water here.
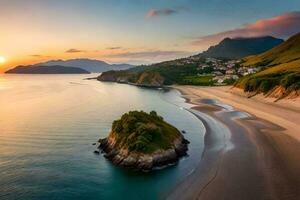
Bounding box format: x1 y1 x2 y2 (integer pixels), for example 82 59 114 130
0 74 205 200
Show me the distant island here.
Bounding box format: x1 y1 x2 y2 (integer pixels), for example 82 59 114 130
5 65 90 74
5 58 135 74
97 111 189 171
34 58 134 73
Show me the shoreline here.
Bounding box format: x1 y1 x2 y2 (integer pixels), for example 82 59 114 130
166 86 300 200
174 85 300 141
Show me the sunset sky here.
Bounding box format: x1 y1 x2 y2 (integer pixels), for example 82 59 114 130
0 0 300 72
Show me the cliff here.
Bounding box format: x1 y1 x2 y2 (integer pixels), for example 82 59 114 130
98 71 165 87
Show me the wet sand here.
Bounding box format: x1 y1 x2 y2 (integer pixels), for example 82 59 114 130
166 86 300 200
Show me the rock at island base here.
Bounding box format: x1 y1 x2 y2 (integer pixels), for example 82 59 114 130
98 137 189 171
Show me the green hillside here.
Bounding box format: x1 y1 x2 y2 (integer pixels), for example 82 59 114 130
236 32 300 96
242 32 300 70
98 57 216 86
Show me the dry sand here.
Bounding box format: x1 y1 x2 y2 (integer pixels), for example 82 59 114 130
175 86 300 141
166 86 300 200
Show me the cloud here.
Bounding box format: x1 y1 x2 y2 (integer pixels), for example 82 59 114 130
65 48 86 53
146 6 189 18
192 11 300 47
104 50 194 65
29 54 43 57
29 54 51 58
147 9 177 17
106 46 122 50
107 50 193 60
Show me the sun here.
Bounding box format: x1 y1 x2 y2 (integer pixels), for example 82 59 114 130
0 56 6 64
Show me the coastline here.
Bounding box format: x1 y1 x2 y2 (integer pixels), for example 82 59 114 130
166 85 300 200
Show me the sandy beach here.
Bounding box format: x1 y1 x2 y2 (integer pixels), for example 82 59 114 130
167 86 300 200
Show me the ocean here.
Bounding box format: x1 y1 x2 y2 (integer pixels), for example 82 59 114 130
0 74 205 200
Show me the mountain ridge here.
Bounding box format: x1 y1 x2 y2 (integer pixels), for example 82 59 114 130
242 32 300 68
200 36 284 59
35 58 134 72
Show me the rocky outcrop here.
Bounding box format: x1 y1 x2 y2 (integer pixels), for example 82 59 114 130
98 136 189 171
135 71 165 87
97 71 165 88
97 71 119 82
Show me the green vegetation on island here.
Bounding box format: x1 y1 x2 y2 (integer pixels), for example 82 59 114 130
110 111 181 153
98 111 189 170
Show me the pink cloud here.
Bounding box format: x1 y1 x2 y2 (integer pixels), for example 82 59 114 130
107 50 192 59
106 46 122 50
192 11 300 47
146 8 177 17
65 48 86 53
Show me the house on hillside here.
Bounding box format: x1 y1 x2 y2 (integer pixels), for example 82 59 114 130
226 69 235 74
213 76 225 84
213 71 223 76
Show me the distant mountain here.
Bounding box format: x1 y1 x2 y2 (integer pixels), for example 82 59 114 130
235 32 300 99
201 36 284 59
36 58 134 72
5 65 90 74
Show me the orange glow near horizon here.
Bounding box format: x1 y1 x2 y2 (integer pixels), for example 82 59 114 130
0 56 6 64
0 52 138 73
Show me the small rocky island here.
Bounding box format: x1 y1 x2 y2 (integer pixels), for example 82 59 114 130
98 111 189 171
